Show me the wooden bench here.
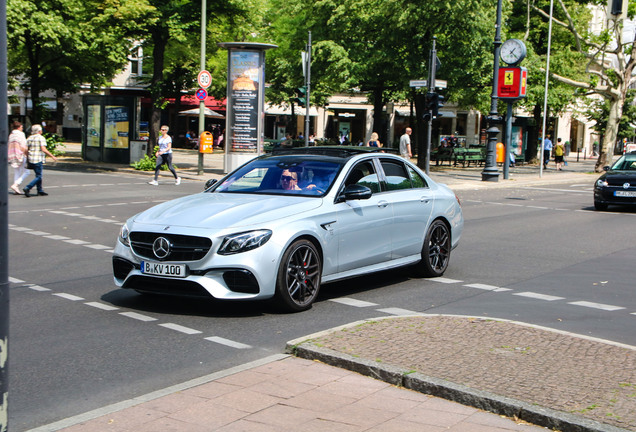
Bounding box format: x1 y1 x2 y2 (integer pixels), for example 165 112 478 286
454 147 486 167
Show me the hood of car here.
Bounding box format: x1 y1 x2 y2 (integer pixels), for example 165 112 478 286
599 170 636 185
132 192 322 229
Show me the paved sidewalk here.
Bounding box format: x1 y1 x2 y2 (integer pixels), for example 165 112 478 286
25 144 633 432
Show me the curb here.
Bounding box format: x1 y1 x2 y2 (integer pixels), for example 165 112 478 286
285 317 629 432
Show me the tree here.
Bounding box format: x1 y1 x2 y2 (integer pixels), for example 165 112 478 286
140 0 255 152
264 0 496 154
529 0 636 171
7 0 153 124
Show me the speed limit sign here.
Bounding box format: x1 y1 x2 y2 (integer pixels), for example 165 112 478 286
198 70 212 88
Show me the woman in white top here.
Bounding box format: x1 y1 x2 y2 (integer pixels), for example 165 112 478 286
8 121 30 194
149 125 180 185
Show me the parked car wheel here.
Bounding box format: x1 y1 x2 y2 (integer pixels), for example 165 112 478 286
275 239 322 312
413 219 451 278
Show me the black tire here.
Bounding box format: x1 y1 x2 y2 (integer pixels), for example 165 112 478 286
594 201 608 211
275 239 322 312
413 219 451 278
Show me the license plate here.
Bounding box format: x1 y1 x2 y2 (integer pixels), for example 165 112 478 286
141 261 187 278
614 191 636 197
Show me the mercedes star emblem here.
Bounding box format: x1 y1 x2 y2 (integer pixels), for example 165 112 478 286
153 237 171 259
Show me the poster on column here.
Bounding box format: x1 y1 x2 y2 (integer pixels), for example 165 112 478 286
228 51 260 153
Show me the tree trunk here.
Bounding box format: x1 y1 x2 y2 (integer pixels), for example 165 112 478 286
371 86 384 144
149 30 168 156
596 96 623 171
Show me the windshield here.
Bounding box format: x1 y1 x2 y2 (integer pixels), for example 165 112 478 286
212 156 343 196
611 154 636 171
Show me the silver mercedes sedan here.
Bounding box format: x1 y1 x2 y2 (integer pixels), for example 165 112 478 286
113 147 463 312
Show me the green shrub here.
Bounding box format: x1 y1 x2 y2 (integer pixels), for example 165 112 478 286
131 146 177 171
43 133 65 156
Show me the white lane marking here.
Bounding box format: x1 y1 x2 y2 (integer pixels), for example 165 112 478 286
9 277 25 283
514 292 565 301
107 203 128 206
376 307 422 316
568 301 625 311
26 231 50 236
29 285 51 292
53 293 85 301
526 205 549 209
85 302 119 311
330 297 378 307
44 235 70 240
9 226 31 231
431 277 464 284
65 239 90 245
205 336 252 349
159 323 202 335
464 283 512 292
119 312 157 322
84 244 113 250
521 187 591 194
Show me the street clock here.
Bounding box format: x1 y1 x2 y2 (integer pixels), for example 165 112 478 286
500 38 527 66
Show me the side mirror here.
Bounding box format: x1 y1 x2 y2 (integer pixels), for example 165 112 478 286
339 184 372 202
603 166 610 172
204 178 218 190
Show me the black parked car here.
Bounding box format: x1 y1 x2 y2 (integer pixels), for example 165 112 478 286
594 151 636 210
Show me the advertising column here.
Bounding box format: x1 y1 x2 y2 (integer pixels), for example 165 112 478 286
219 42 277 173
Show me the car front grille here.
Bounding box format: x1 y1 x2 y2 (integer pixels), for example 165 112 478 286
130 232 212 261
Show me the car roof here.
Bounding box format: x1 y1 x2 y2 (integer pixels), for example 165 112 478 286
271 146 399 159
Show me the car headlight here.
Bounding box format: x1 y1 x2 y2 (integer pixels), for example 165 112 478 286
596 179 608 188
118 223 130 247
218 230 272 255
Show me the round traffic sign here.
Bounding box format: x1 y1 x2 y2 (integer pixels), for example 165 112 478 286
195 88 208 101
198 70 212 88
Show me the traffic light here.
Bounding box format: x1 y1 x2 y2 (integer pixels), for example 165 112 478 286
294 86 307 108
426 92 444 118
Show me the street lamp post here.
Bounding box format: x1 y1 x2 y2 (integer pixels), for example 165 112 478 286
197 0 207 176
482 0 504 182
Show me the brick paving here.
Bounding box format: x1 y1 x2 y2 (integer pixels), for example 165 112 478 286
56 355 547 432
295 316 636 431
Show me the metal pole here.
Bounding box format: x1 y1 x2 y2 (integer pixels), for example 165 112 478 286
503 102 513 179
305 31 311 147
539 0 554 178
482 0 503 181
197 0 207 175
425 37 437 175
0 0 9 427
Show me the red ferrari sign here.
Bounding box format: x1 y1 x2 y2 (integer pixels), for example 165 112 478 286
498 67 527 100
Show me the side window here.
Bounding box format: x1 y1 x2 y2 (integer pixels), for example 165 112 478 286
344 161 380 193
380 160 412 191
407 166 428 188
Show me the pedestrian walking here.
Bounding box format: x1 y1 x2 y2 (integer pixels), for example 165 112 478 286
555 138 565 170
543 135 552 169
8 121 29 195
23 124 58 197
149 125 180 186
399 127 412 159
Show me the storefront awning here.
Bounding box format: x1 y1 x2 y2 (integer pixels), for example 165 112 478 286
265 103 318 116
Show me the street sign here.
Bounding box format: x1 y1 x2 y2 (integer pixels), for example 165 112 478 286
198 70 212 88
409 80 428 88
195 88 208 101
435 79 447 89
497 67 527 100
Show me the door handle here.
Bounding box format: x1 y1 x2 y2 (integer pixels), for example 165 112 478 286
377 200 389 208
